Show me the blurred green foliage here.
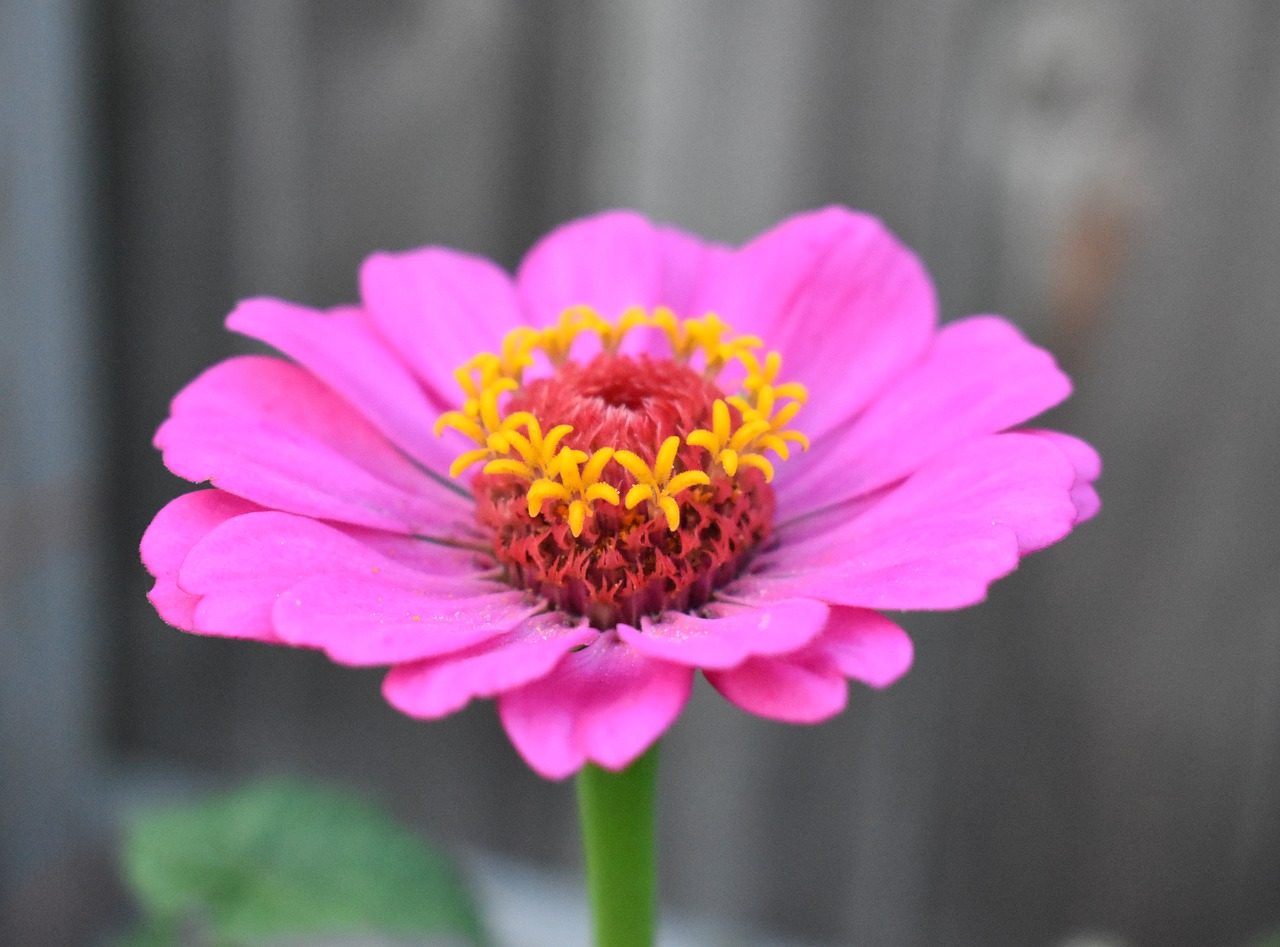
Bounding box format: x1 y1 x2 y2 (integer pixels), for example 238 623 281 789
117 778 488 947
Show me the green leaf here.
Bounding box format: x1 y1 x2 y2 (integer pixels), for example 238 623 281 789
111 916 180 947
121 778 487 946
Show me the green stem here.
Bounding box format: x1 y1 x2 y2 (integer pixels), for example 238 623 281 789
576 744 660 947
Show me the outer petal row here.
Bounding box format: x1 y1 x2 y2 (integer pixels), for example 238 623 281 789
354 207 938 451
227 299 460 475
141 489 263 631
775 315 1073 519
494 601 914 778
181 511 489 643
155 356 472 535
707 608 913 723
753 432 1081 610
618 598 830 669
384 613 598 721
498 631 695 780
145 493 914 779
360 247 525 404
142 491 515 664
692 207 938 441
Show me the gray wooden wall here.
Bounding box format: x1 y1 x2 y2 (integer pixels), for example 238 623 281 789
1 0 107 922
4 1 1280 945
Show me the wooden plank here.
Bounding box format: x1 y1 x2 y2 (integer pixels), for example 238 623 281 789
0 0 103 898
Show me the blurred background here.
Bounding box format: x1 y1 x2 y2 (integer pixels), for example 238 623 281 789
3 1 1279 945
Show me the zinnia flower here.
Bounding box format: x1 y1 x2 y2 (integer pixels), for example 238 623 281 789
142 207 1099 779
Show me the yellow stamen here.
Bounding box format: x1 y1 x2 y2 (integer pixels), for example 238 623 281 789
448 447 493 479
538 307 603 364
527 447 620 537
686 314 763 376
596 306 652 352
498 327 541 380
726 389 811 458
651 308 696 361
486 416 574 479
434 307 809 529
685 399 778 482
615 436 710 531
736 453 775 482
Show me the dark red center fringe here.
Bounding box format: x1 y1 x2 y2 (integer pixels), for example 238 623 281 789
473 353 775 629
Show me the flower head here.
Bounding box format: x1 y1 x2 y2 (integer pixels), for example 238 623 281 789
142 207 1099 779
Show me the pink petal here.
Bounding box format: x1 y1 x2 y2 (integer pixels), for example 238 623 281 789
273 574 539 666
228 298 459 475
756 433 1079 610
692 207 936 440
359 246 525 403
705 653 849 723
615 598 830 669
178 511 492 641
705 607 912 722
155 356 470 534
517 211 663 325
383 613 598 719
334 524 490 575
612 224 735 358
1023 429 1102 522
777 316 1072 518
655 224 731 316
140 490 262 630
817 607 914 688
497 631 694 780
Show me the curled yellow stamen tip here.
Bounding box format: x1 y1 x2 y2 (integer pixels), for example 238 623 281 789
567 501 587 537
435 411 486 444
583 447 615 483
651 307 691 360
624 483 653 510
658 496 682 532
585 482 621 506
757 436 790 461
498 327 540 379
740 349 791 394
737 453 775 482
612 449 655 485
527 479 569 517
598 307 651 352
783 431 811 451
653 436 681 482
482 458 535 478
731 419 772 450
666 470 712 494
539 306 602 364
772 382 809 403
450 448 492 478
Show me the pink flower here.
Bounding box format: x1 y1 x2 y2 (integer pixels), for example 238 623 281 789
141 207 1099 779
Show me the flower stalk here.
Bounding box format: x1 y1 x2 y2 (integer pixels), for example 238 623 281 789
576 744 660 947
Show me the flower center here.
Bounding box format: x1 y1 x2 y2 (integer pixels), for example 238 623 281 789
435 306 810 628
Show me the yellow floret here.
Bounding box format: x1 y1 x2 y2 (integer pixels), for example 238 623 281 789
614 436 711 531
685 399 782 482
526 446 620 537
434 307 808 516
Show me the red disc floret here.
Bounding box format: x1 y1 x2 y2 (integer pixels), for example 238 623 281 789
510 353 719 460
473 352 774 628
